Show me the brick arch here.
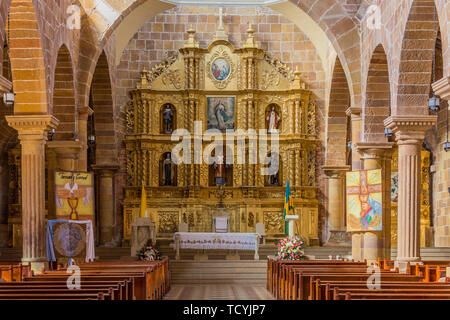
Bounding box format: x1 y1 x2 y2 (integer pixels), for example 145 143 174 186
325 56 350 166
395 0 439 115
91 51 116 164
79 0 361 109
363 44 390 142
0 46 15 154
53 45 76 140
8 0 48 114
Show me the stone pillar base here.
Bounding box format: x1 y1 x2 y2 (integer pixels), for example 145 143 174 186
325 230 351 246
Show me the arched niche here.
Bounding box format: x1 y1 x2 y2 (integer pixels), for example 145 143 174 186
159 152 177 186
265 104 281 133
160 103 176 134
264 152 281 187
208 147 233 187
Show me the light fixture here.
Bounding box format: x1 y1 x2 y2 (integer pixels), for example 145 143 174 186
48 128 55 141
3 92 14 106
347 141 352 149
88 134 95 145
384 128 393 138
444 142 450 152
428 94 440 112
429 6 440 113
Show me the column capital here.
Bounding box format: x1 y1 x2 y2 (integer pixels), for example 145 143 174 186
91 164 120 175
384 115 437 144
322 165 351 178
47 140 82 159
345 107 362 117
0 75 12 93
355 142 394 160
78 106 94 120
6 115 59 140
432 76 450 101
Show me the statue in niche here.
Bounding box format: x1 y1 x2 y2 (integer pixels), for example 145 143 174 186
248 212 255 228
266 105 280 134
161 153 176 186
162 104 174 134
268 153 280 186
214 152 227 186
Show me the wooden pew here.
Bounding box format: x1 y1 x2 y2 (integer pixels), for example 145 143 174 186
314 280 450 300
334 288 450 300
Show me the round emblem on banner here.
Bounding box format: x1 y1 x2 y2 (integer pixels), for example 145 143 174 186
211 58 231 81
53 223 86 257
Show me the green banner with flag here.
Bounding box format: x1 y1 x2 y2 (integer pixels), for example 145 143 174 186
283 179 294 236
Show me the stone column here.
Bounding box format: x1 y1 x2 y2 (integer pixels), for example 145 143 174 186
0 75 12 246
5 115 59 271
92 164 119 246
346 107 363 259
356 142 393 263
346 107 363 170
385 116 437 266
46 141 82 172
77 107 93 172
322 165 350 245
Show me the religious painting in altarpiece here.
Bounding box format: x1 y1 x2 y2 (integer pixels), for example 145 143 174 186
123 34 319 247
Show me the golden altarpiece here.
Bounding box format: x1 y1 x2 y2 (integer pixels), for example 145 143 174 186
122 27 320 246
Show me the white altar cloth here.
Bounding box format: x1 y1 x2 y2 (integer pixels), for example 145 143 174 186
173 232 260 260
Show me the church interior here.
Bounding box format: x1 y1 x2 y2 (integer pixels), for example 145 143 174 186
0 0 450 302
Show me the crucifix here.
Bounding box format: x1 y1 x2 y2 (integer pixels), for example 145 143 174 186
216 7 226 31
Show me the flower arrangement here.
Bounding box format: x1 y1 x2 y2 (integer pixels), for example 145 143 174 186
137 239 161 261
276 236 305 260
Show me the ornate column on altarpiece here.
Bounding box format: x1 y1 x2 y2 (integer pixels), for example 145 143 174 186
355 142 393 263
384 116 437 268
322 165 351 245
6 115 59 272
91 164 120 246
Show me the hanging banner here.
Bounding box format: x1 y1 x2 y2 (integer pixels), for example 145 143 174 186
55 171 94 220
346 169 383 232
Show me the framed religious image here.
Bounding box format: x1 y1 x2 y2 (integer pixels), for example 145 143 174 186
55 171 95 220
206 96 235 132
346 169 383 232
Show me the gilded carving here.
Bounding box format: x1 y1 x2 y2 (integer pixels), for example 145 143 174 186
264 212 284 234
263 53 295 81
162 69 182 89
158 212 179 233
260 69 280 90
206 46 235 89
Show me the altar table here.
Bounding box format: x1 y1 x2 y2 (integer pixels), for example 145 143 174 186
173 232 260 260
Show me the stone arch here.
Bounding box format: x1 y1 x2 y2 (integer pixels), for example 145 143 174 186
53 45 76 140
8 0 48 114
91 51 116 164
325 56 350 166
363 44 390 142
396 0 439 115
78 0 361 109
